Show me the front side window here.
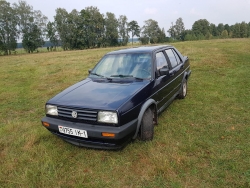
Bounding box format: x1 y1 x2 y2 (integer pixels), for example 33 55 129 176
91 53 152 79
156 52 168 70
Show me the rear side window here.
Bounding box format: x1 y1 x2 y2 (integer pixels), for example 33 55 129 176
165 49 178 68
172 49 181 65
156 52 168 70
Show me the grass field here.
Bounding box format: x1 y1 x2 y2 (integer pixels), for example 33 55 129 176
0 39 250 187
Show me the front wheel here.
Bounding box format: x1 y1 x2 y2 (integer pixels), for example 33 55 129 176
138 108 154 141
179 79 187 99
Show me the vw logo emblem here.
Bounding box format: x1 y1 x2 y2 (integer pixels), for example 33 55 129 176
72 111 77 118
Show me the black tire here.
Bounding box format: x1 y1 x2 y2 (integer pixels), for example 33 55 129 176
179 79 187 99
139 108 154 141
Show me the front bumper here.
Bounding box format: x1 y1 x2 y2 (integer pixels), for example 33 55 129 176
41 116 137 149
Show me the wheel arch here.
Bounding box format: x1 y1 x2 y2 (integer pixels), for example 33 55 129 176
184 70 192 81
133 99 157 139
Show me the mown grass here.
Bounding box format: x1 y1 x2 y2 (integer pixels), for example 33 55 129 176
0 39 250 187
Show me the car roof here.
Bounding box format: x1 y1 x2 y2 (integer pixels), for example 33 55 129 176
107 45 173 55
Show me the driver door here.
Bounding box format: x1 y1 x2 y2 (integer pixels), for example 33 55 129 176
153 51 175 111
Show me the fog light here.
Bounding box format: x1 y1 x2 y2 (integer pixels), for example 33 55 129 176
102 132 115 138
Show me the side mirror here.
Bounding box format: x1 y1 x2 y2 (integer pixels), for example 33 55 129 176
88 69 92 74
159 67 169 76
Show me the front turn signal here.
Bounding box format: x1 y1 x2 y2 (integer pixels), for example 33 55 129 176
42 122 50 127
102 132 115 138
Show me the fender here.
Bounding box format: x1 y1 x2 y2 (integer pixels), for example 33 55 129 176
182 69 192 82
177 69 191 95
132 99 157 139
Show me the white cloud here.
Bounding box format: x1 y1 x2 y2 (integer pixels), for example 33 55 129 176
144 8 158 15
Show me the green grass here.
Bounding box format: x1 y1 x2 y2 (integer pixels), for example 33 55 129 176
0 39 250 187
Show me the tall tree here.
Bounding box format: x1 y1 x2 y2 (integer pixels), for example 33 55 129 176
168 18 185 40
21 12 47 52
217 23 224 36
13 1 47 52
167 22 176 39
175 18 185 40
78 8 90 48
104 12 119 46
0 1 18 55
54 8 70 50
192 19 210 37
54 8 87 50
232 23 241 38
141 19 160 43
46 21 59 48
240 21 248 38
118 15 129 46
13 0 33 34
22 22 44 53
210 23 218 37
87 7 105 48
67 9 81 49
128 20 140 45
224 24 230 36
248 22 250 37
80 7 105 48
158 28 166 43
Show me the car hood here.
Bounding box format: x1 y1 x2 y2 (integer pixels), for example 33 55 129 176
48 78 148 110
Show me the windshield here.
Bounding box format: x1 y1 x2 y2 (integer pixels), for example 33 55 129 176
90 53 152 79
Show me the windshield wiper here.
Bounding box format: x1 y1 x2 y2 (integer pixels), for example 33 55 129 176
110 74 144 81
90 72 112 81
110 74 133 78
133 77 144 80
90 72 104 77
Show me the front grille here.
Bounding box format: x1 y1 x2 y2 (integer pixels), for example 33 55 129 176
57 106 97 122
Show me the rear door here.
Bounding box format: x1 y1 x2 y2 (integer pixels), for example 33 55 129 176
164 48 184 96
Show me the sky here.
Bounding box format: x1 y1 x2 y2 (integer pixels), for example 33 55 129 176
7 0 250 35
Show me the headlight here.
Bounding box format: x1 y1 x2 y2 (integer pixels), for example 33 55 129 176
98 111 118 124
45 105 58 116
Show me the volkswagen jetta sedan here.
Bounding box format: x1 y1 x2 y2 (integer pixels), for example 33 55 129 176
41 45 191 149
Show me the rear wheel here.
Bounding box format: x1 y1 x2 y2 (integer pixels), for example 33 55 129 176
139 108 154 141
179 79 187 99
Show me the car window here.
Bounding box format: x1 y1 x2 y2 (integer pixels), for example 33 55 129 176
156 52 168 70
165 49 178 68
172 49 181 65
94 55 116 74
92 53 152 79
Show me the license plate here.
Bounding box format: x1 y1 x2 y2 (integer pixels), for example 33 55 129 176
58 125 88 138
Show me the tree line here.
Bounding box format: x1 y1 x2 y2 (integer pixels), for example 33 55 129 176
1 0 250 55
169 18 250 41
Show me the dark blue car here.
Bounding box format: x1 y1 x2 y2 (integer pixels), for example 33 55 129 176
41 45 191 149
